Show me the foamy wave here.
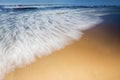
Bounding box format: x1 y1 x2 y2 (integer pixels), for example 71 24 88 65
0 8 103 80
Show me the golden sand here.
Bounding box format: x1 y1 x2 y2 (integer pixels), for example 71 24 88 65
4 26 120 80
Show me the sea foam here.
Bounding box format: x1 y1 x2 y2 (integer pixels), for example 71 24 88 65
0 7 104 80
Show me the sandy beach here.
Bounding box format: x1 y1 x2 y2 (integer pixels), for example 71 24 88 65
4 14 120 80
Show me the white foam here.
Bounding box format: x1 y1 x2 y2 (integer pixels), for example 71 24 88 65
0 8 104 80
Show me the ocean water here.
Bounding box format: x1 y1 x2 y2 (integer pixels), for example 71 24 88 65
0 5 120 80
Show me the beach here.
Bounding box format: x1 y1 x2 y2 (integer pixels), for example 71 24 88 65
4 13 120 80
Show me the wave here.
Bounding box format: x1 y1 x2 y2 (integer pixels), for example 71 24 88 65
0 7 105 80
1 5 119 12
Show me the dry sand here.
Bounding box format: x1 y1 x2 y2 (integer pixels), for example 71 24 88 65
4 23 120 80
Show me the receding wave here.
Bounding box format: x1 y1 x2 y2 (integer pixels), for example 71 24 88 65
0 5 107 80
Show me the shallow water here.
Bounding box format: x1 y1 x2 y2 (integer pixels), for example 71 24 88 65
0 5 120 80
5 13 120 80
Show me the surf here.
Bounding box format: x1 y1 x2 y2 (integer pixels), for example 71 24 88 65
0 5 105 80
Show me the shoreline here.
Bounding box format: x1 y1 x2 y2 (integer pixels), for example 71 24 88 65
4 13 120 80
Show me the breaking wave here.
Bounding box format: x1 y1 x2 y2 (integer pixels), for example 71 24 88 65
0 6 105 80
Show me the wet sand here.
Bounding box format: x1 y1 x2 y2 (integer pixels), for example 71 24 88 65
4 14 120 80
